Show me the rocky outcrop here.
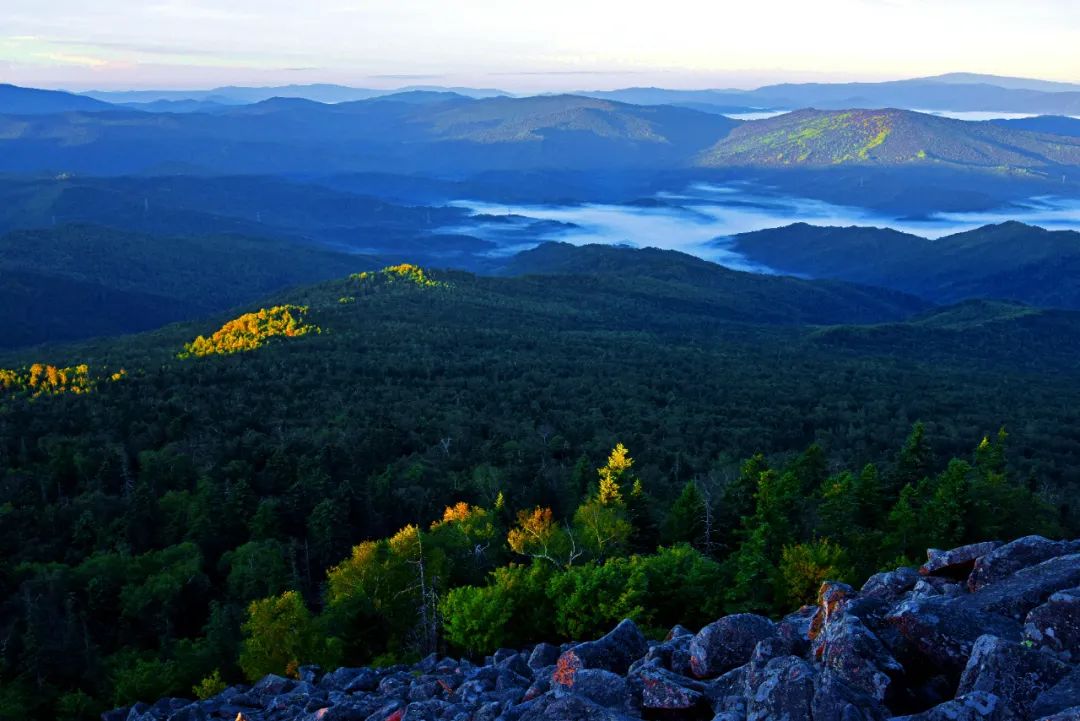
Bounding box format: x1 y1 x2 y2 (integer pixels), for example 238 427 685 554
105 536 1080 721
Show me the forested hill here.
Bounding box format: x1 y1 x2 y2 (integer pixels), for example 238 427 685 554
1 257 1079 718
730 221 1080 309
696 108 1080 171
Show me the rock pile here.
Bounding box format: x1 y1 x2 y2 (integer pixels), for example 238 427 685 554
104 536 1080 721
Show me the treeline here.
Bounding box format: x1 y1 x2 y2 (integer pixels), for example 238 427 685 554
0 424 1056 719
237 430 1057 682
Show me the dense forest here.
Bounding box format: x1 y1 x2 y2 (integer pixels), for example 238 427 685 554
1 259 1078 719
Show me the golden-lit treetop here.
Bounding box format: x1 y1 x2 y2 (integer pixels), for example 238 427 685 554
179 305 319 359
0 363 111 397
597 442 633 506
351 263 444 289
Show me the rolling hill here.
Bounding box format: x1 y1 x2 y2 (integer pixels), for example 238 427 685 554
696 109 1080 171
0 84 114 114
0 94 740 175
0 224 377 348
990 115 1080 138
493 241 926 325
730 221 1080 308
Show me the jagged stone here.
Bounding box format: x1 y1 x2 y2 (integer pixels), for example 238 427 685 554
629 665 709 715
668 624 695 640
1035 707 1080 721
969 537 1080 592
969 553 1080 620
885 595 1022 674
496 653 532 681
517 692 638 721
813 615 903 703
528 643 561 670
689 614 776 679
1025 587 1080 661
921 542 1001 579
320 668 380 693
810 583 858 641
556 619 649 677
631 632 694 675
811 669 886 721
744 637 797 695
891 691 1007 721
1031 668 1080 720
861 567 920 603
776 605 817 655
252 675 295 697
745 656 815 721
552 667 630 711
957 634 1071 719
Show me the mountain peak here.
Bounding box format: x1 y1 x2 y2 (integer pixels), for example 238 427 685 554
696 107 1080 169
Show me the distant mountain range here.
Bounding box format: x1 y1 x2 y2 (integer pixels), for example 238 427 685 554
0 93 739 174
731 221 1080 308
584 74 1080 115
0 84 113 114
6 72 1079 116
697 108 1080 171
3 91 1080 178
80 83 511 106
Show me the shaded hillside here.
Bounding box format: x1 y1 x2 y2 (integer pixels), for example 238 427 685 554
494 241 927 325
0 224 376 348
0 84 113 114
812 300 1080 373
731 221 1080 308
990 115 1080 138
0 95 739 175
697 109 1080 171
0 175 476 259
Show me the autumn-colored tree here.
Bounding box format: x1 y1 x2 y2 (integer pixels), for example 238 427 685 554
239 591 323 680
597 443 633 505
508 507 580 568
777 539 853 609
179 306 319 358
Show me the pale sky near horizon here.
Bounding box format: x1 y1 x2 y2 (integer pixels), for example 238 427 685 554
1 0 1078 91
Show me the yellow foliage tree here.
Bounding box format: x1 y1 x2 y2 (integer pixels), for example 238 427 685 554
507 507 579 568
0 363 94 396
179 305 319 358
597 443 633 506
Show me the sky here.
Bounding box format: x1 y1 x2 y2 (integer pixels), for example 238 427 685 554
1 0 1079 91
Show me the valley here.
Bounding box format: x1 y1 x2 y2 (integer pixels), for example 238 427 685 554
3 53 1080 721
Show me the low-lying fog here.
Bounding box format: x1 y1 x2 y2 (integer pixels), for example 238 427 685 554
445 183 1080 268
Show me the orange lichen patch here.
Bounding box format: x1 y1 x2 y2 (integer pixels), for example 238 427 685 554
179 305 319 358
552 651 581 688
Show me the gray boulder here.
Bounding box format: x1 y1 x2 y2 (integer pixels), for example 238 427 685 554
969 537 1080 592
892 691 1008 721
689 613 776 679
1032 668 1080 720
555 619 648 677
1025 587 1080 661
957 634 1071 719
745 656 815 721
921 542 1001 579
886 596 1022 673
